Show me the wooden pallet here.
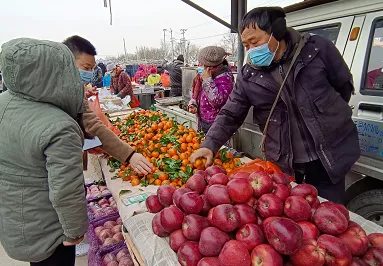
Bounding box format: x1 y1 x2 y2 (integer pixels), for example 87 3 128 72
122 229 145 266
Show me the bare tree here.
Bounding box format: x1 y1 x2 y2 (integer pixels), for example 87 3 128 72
221 31 238 57
174 42 199 65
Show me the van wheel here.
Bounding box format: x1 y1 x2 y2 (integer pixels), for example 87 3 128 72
347 189 383 227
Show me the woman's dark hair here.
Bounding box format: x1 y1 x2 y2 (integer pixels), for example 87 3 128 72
63 35 97 57
239 7 287 41
222 59 229 66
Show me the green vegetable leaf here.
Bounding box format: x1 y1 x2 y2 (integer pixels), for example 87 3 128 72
119 190 132 196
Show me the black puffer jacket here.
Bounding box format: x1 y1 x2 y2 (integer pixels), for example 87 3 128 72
202 28 360 183
165 60 184 88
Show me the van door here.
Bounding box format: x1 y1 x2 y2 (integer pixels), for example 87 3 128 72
348 11 383 179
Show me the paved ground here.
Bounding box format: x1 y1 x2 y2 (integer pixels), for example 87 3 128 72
0 243 88 265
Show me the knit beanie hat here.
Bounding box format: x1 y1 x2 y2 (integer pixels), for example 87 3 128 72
198 46 230 67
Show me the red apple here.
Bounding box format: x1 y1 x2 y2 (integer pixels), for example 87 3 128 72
284 196 312 222
248 171 273 198
338 225 369 256
349 221 363 230
197 257 221 266
262 216 279 231
251 244 283 266
297 221 320 240
245 197 257 209
257 193 283 218
182 214 210 241
209 173 229 186
157 185 176 206
264 217 303 255
312 198 320 209
270 173 290 186
201 194 212 215
290 184 318 206
368 233 383 248
178 241 203 266
199 227 230 257
351 257 369 266
320 202 350 221
203 185 210 195
231 172 250 180
152 211 169 237
313 203 348 235
363 247 383 266
179 192 204 214
272 183 290 202
211 204 240 232
145 195 164 213
234 204 258 228
186 174 206 194
218 240 251 266
160 205 184 233
206 166 226 178
207 185 231 206
236 224 264 251
290 238 326 266
207 207 215 225
317 234 352 266
227 178 253 204
169 229 188 252
195 170 208 180
173 188 192 209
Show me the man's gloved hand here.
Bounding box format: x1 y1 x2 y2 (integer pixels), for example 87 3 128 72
190 148 214 167
129 153 153 175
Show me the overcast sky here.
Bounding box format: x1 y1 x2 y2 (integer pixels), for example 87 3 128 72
1 0 301 58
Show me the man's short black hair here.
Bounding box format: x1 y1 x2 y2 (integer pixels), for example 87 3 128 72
63 35 97 57
240 7 286 40
177 55 184 62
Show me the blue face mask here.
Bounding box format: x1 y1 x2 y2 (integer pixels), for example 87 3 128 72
79 69 93 83
248 34 279 67
197 67 204 74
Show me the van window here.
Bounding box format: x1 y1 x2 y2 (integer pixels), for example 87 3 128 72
299 24 341 44
364 19 383 92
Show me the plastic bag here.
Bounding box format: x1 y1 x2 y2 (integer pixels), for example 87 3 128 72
130 95 140 108
87 95 121 155
88 95 121 136
228 158 283 176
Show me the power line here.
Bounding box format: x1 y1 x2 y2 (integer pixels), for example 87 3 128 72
185 15 231 30
188 33 227 41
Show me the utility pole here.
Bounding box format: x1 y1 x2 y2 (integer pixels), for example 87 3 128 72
170 28 175 60
163 29 168 58
180 29 187 57
123 38 127 62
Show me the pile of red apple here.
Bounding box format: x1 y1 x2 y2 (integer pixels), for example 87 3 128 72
146 166 383 266
102 248 134 266
86 184 111 200
88 197 118 219
94 217 124 246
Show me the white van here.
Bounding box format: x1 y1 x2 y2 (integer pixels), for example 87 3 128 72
237 0 383 226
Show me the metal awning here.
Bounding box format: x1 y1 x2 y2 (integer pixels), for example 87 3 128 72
284 0 339 13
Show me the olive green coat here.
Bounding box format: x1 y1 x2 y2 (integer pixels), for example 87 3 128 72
0 38 88 262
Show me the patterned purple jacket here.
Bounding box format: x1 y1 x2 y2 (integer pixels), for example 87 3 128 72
190 72 234 124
